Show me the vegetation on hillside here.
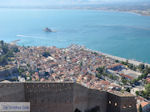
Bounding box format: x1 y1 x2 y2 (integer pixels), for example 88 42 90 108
0 40 19 66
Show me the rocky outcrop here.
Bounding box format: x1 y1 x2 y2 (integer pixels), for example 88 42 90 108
44 27 53 32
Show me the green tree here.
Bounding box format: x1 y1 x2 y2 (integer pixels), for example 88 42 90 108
121 77 128 85
131 79 138 84
96 66 105 74
138 64 145 71
80 62 83 69
42 51 51 57
136 91 139 96
96 73 101 79
0 40 4 45
115 60 119 63
145 84 150 98
126 88 131 92
0 40 19 66
0 55 8 65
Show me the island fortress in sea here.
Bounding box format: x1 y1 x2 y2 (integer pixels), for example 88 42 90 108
0 82 137 112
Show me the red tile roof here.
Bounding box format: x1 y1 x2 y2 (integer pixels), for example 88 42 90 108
107 63 123 69
120 73 134 80
146 78 150 83
99 80 110 85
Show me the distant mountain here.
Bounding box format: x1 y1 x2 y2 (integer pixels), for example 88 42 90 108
0 0 150 7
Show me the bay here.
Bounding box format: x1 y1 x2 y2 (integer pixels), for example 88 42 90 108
0 9 150 63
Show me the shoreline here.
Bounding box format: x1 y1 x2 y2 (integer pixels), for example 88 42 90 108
0 7 149 16
83 47 150 67
102 53 150 67
10 39 21 45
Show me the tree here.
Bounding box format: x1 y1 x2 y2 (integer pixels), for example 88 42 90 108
126 88 131 92
115 60 119 63
136 91 139 96
0 41 18 66
131 79 138 85
0 55 8 65
0 40 4 47
92 52 98 55
138 73 148 80
138 64 145 71
18 67 25 76
96 73 101 79
13 46 19 52
145 84 150 98
42 51 51 58
79 62 83 69
45 72 49 76
96 66 105 74
144 67 150 74
139 104 143 112
121 77 127 85
109 74 114 79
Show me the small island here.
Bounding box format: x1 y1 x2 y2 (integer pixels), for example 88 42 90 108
44 27 53 32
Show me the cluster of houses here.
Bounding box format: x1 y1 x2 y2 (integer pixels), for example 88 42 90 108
106 63 141 81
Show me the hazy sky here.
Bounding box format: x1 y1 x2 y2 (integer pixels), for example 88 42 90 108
0 0 149 6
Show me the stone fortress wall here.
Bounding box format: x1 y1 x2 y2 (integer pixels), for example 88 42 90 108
0 82 137 112
107 92 137 112
24 83 74 112
0 83 25 102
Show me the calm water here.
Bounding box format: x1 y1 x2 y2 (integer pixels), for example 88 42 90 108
0 9 150 63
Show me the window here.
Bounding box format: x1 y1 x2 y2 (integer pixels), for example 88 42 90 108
109 101 111 104
123 105 126 109
129 105 132 108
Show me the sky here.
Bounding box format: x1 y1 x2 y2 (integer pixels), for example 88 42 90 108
0 0 149 6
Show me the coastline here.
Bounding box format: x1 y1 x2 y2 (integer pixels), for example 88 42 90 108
10 39 21 45
73 8 150 16
0 7 149 16
83 46 150 67
102 53 150 67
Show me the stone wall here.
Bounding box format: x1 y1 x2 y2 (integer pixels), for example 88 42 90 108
0 83 25 102
119 97 137 112
0 82 137 112
73 83 107 112
107 92 137 112
73 83 89 112
87 89 107 112
24 83 74 112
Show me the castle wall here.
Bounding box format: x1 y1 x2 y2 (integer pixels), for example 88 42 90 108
0 83 25 102
107 92 137 112
73 83 89 112
119 97 137 112
88 89 107 112
73 84 107 112
24 83 74 112
0 83 137 112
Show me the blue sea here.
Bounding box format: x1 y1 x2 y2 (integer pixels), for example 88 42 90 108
0 8 150 63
